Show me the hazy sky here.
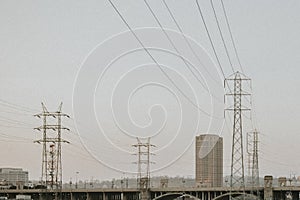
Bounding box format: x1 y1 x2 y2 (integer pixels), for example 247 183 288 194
0 0 300 183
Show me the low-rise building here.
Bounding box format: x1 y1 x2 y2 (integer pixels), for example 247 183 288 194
0 168 28 186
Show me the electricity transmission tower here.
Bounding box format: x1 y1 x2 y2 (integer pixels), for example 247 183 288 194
251 130 260 193
247 130 260 197
132 137 155 200
34 103 70 193
246 133 253 185
225 71 251 194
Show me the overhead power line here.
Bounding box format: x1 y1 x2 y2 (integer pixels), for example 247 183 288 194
0 115 35 127
0 124 32 129
107 0 221 118
210 0 235 72
143 0 223 104
0 109 33 116
143 0 206 90
220 0 244 73
162 0 222 87
197 0 253 109
219 0 258 130
0 131 33 141
0 99 39 113
195 0 227 81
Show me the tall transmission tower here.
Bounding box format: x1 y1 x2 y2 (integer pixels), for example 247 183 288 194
251 130 259 192
34 103 70 191
246 132 253 185
247 130 260 188
132 137 155 200
225 71 251 193
246 130 260 199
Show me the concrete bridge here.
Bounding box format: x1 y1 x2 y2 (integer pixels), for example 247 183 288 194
0 176 298 200
0 186 299 200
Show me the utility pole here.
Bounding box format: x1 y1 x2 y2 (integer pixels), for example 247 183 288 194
34 103 70 200
225 71 251 197
132 137 155 200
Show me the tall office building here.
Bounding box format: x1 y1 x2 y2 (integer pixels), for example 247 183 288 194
195 134 223 187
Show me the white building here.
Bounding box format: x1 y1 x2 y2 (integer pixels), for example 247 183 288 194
0 168 29 186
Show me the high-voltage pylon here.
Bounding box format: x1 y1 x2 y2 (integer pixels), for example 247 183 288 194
225 71 251 193
34 103 70 191
132 137 155 200
251 130 260 193
247 130 260 198
246 133 253 185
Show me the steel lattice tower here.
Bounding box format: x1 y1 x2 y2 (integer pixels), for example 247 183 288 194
251 130 259 191
225 72 251 193
247 130 260 197
34 103 70 192
246 132 253 185
133 137 155 200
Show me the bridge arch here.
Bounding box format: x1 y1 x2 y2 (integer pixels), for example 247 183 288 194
213 192 259 200
153 192 200 200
